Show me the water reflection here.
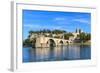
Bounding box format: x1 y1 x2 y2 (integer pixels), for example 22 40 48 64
23 45 91 62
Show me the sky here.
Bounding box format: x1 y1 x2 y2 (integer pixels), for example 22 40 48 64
23 10 91 39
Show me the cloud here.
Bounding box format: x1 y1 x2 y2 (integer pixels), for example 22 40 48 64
24 24 34 28
24 23 66 31
53 17 70 25
24 24 42 30
73 19 90 24
54 17 67 21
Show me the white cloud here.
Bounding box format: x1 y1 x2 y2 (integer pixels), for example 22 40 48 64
54 17 66 21
24 23 64 31
73 19 90 24
24 24 43 30
53 17 70 25
24 24 34 27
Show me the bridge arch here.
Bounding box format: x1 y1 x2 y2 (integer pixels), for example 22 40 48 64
66 41 69 44
59 40 63 45
46 39 56 47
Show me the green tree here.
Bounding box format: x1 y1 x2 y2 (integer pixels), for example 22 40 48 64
77 33 91 43
85 33 91 41
52 29 66 34
78 32 86 42
64 33 74 40
23 38 32 47
29 30 34 34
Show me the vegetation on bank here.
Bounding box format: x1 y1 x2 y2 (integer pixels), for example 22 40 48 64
29 29 66 34
23 38 32 47
76 32 91 43
71 42 91 46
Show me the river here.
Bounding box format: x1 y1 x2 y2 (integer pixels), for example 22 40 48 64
23 45 91 62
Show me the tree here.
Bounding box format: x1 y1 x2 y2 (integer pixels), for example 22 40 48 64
52 29 66 34
23 38 32 47
64 33 74 40
77 32 91 43
29 30 34 35
78 32 86 42
85 33 91 41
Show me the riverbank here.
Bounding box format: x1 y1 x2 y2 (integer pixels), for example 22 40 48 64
71 42 91 46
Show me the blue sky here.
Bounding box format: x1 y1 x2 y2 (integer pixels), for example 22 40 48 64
23 10 91 39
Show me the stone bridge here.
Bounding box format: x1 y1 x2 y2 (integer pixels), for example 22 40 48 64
35 35 73 48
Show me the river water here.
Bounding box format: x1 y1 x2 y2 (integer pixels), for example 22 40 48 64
23 45 91 62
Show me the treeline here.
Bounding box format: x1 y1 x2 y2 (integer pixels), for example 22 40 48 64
23 38 32 47
29 29 66 34
76 32 91 43
23 38 36 47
